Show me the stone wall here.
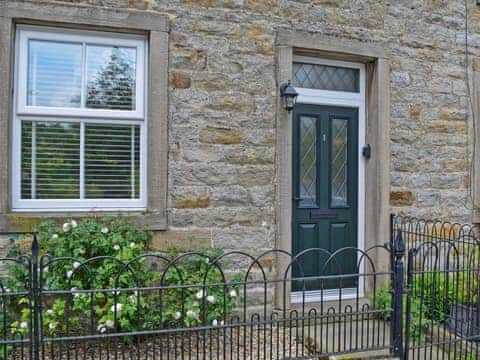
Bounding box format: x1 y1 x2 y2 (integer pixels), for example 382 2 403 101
3 0 480 253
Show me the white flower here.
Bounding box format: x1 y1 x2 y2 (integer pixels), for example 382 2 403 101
66 270 73 279
113 245 120 251
206 295 215 303
3 288 10 293
105 320 114 328
71 287 84 299
212 319 218 326
229 289 237 298
62 223 71 232
110 303 123 312
130 242 136 248
186 310 197 318
97 324 107 333
44 267 49 273
205 258 210 264
73 261 81 269
20 322 28 329
71 287 80 297
101 227 109 234
220 320 224 326
46 309 53 315
78 249 86 255
71 220 78 228
52 234 59 240
174 311 182 320
48 323 56 330
195 290 205 299
112 289 120 296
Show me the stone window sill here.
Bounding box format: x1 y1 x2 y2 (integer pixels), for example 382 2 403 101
0 212 167 234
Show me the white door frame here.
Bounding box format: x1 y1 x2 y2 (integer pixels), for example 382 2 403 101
290 56 366 303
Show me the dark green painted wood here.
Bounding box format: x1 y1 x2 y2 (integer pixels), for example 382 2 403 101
292 104 358 292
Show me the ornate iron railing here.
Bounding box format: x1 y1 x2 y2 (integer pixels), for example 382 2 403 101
0 215 479 359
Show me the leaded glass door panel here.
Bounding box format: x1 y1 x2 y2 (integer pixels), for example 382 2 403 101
292 104 358 292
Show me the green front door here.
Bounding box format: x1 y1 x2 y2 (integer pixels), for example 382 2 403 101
292 104 358 292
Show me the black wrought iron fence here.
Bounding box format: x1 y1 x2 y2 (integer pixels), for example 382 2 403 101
2 215 480 359
393 215 480 359
1 233 395 360
392 215 477 253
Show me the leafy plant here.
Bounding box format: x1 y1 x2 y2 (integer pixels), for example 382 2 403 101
370 285 429 340
370 287 392 321
411 272 455 324
2 217 241 339
160 247 243 327
371 267 480 342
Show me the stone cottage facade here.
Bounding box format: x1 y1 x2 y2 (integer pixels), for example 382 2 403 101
0 0 479 279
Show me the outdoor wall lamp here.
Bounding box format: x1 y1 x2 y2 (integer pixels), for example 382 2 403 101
280 81 298 112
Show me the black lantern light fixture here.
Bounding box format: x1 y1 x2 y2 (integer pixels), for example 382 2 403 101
280 80 298 112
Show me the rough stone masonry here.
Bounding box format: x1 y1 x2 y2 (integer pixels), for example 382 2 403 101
1 0 479 254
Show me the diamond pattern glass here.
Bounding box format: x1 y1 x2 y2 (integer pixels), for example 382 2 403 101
299 116 317 207
331 118 348 207
292 62 360 92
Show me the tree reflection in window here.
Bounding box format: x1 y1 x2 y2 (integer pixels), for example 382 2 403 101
86 46 136 111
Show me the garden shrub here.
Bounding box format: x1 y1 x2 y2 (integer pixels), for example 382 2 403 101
2 218 241 338
411 270 479 325
411 272 455 324
371 269 480 340
370 285 429 340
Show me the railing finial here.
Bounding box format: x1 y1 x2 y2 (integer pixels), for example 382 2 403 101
31 232 39 258
394 229 405 258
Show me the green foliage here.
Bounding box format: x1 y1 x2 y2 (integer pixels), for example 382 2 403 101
161 247 243 328
370 287 391 321
371 269 480 341
450 352 477 360
3 218 241 339
411 272 455 324
410 270 479 327
370 285 429 340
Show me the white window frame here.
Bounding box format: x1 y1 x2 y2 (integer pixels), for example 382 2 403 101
291 55 366 303
12 25 148 212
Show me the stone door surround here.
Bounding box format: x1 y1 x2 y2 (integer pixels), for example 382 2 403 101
274 30 390 306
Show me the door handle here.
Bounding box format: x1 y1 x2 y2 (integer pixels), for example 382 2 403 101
293 197 303 202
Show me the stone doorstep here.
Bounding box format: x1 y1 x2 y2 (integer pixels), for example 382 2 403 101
285 297 374 326
289 297 371 313
277 317 388 329
268 297 383 328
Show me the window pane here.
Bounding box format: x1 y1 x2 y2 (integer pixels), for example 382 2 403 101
299 116 317 207
27 40 82 107
86 45 137 111
21 121 80 199
331 118 348 207
292 62 360 92
85 124 140 199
